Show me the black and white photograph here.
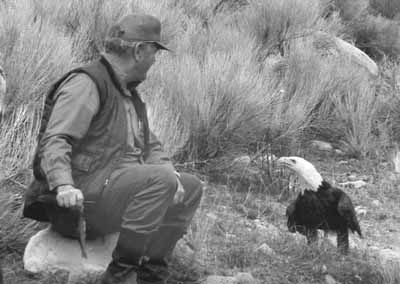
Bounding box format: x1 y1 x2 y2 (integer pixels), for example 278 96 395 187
0 0 399 283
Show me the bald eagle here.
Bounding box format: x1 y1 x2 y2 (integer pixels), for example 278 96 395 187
277 156 362 254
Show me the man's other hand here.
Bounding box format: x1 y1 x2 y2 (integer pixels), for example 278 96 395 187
173 178 185 204
56 185 84 208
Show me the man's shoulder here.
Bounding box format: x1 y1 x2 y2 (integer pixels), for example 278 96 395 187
60 72 97 90
53 72 100 113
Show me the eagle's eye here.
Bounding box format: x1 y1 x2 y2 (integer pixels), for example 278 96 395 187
290 158 297 164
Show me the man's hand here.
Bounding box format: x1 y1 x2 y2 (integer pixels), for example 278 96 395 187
173 178 185 204
56 184 84 208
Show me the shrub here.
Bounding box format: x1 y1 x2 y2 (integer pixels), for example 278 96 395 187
370 0 400 19
140 20 276 161
352 15 400 60
239 0 345 56
36 0 129 61
0 0 76 172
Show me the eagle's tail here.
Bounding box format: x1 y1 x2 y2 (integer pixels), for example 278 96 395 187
338 194 363 238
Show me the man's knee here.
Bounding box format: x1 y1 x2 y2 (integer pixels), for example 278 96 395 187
152 165 178 194
179 173 203 206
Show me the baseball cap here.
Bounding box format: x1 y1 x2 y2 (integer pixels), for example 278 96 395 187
106 13 170 51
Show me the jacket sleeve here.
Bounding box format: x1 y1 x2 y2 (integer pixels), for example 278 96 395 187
144 130 176 173
39 73 100 191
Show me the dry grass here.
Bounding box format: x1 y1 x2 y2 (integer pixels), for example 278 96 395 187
370 0 400 19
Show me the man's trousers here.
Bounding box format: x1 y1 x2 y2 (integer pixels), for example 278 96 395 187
86 163 203 265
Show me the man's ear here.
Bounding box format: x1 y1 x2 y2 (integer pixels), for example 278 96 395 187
132 42 147 61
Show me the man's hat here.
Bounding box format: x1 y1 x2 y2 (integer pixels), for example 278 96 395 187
106 13 170 51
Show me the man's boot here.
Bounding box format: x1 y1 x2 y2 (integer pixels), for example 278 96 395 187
99 260 138 284
137 225 185 284
99 229 148 284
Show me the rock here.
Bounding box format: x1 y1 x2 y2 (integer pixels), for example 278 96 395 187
371 199 381 207
377 248 400 266
338 180 367 189
355 206 368 218
254 220 280 240
311 140 334 151
334 149 345 155
202 273 257 284
347 174 358 181
235 272 256 284
331 35 378 76
257 243 275 255
24 227 199 281
291 32 378 76
312 264 327 274
23 227 118 279
232 155 251 167
0 64 6 115
325 274 338 284
391 148 400 173
203 275 237 284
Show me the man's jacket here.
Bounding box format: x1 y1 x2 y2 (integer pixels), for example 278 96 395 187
23 56 173 227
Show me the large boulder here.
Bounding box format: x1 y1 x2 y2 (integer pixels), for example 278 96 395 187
23 227 118 279
291 31 379 77
24 226 199 282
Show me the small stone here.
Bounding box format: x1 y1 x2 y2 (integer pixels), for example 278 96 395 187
206 212 218 221
311 140 333 151
204 275 237 284
371 200 381 207
312 264 327 274
355 206 368 218
257 243 275 255
347 174 357 181
225 233 237 240
235 272 256 284
334 149 345 155
352 180 367 189
232 155 251 166
338 180 367 189
391 151 400 173
325 274 338 284
254 222 280 240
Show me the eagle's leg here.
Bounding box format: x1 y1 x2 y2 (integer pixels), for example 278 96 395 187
336 229 349 254
306 229 318 245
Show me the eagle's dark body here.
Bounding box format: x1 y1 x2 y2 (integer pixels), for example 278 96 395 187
286 180 362 254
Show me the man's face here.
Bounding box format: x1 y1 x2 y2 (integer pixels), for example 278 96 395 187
131 42 160 81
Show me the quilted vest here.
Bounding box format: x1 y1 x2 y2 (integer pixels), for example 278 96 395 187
23 56 149 222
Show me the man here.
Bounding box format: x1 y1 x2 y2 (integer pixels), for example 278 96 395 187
23 13 203 284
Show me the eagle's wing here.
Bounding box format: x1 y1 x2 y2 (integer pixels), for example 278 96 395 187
337 192 362 237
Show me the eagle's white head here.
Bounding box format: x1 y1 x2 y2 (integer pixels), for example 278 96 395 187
0 65 6 115
277 156 323 195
